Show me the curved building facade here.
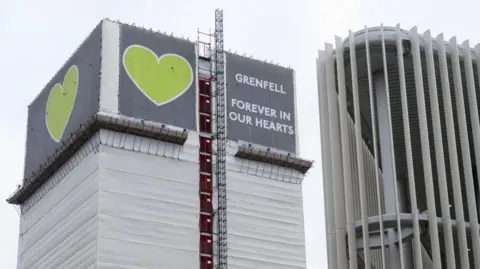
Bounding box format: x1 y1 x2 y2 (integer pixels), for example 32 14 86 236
317 26 480 269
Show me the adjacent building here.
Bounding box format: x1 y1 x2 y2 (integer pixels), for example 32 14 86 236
317 26 480 268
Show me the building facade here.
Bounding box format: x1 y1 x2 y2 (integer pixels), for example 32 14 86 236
9 14 312 269
317 25 480 269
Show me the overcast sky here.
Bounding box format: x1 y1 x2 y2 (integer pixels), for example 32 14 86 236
2 0 480 268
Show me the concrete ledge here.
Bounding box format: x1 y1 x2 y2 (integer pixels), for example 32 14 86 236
234 145 313 174
7 112 189 205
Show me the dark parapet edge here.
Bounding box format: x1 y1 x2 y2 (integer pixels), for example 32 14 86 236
114 19 195 45
224 51 293 71
7 113 189 205
106 18 293 71
341 26 478 60
234 145 313 175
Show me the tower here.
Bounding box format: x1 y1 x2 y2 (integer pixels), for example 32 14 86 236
9 12 312 269
318 25 480 269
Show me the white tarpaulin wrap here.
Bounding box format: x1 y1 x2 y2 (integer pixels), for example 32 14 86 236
225 167 307 269
97 145 199 269
17 130 200 269
17 137 100 269
16 129 307 269
95 130 200 269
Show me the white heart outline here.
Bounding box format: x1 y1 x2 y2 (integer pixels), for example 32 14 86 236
122 44 194 106
45 65 79 143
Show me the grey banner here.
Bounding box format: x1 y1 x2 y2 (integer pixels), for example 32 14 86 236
24 23 102 178
226 53 296 153
119 25 197 130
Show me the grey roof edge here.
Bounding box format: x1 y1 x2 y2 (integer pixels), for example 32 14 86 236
333 25 478 60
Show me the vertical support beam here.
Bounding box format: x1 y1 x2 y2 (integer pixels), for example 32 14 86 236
325 42 348 269
214 8 228 269
365 26 387 269
378 24 405 269
450 37 480 266
423 30 456 269
376 52 395 213
376 54 395 215
317 50 338 269
394 24 424 269
376 74 401 269
335 35 358 269
349 30 371 269
437 34 470 269
421 244 435 269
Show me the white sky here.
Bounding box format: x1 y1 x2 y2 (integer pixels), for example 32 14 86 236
2 0 480 268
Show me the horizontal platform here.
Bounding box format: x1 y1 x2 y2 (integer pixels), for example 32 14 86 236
7 112 189 205
353 213 480 236
234 145 313 174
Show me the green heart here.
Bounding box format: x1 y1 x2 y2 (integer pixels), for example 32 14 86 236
45 65 79 142
123 45 193 106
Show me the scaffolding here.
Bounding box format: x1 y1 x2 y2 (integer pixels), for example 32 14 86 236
213 8 227 269
197 8 226 269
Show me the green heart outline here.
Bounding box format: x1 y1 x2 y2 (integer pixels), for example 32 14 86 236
45 65 79 143
122 44 194 106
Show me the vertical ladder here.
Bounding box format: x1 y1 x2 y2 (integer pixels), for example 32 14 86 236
198 28 214 269
213 8 227 269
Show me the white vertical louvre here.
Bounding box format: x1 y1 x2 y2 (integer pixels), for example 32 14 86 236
423 29 456 269
394 24 424 269
409 26 443 268
346 106 385 269
335 35 359 269
349 124 361 222
472 47 480 218
437 34 470 269
365 26 387 269
317 24 480 269
349 30 371 268
316 50 338 269
324 42 348 269
450 37 480 266
462 41 480 269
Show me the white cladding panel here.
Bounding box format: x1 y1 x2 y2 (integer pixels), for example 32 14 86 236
17 143 99 269
97 141 200 268
226 168 306 269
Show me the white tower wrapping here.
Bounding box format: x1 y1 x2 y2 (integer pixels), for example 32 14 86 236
9 15 313 269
